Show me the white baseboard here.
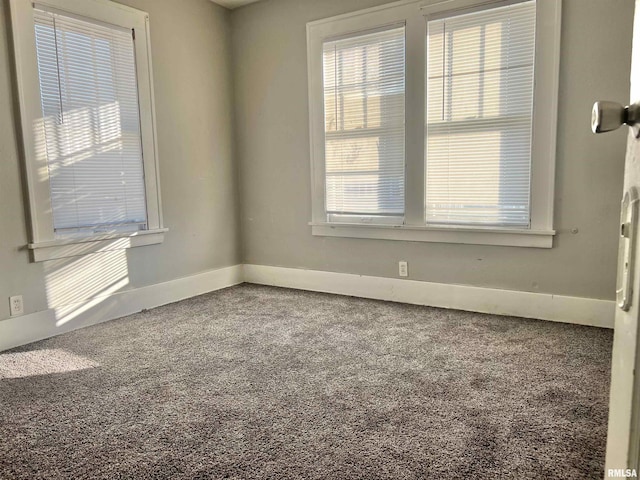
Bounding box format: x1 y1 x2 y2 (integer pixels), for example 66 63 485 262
243 264 615 329
1 262 614 352
0 265 243 352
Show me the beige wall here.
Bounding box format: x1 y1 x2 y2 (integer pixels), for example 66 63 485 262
232 0 634 301
0 0 240 321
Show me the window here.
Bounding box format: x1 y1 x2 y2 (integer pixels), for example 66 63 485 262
323 26 406 225
307 0 561 248
10 0 165 262
426 2 535 227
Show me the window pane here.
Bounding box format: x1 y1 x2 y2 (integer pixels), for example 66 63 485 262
323 26 405 218
426 1 536 227
34 9 147 236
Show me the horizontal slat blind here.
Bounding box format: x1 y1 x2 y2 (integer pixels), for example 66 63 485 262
34 8 147 236
323 26 405 220
426 1 535 227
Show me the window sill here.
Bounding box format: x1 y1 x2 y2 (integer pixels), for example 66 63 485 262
27 228 168 262
310 222 554 248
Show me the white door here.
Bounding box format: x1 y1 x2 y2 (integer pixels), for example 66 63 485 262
603 0 640 477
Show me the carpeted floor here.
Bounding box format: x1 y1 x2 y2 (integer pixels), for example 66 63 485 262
0 284 612 479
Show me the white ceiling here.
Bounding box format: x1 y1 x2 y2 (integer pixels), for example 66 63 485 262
211 0 263 9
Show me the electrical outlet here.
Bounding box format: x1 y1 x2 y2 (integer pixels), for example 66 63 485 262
399 261 408 277
9 295 24 317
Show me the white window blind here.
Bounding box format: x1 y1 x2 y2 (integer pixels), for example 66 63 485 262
322 26 405 222
426 1 536 227
34 8 147 237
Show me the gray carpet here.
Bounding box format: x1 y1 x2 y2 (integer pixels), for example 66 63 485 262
0 284 612 479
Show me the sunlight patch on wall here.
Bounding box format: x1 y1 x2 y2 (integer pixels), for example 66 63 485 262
44 247 130 327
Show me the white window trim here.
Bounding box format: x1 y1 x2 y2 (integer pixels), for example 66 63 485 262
307 0 561 248
10 0 166 262
27 229 169 262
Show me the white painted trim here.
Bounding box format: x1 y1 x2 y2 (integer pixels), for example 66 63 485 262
529 0 562 233
420 0 527 16
307 0 421 28
307 0 561 244
311 222 554 248
0 265 243 352
306 1 423 227
9 0 164 251
28 229 168 262
1 262 614 353
243 264 615 329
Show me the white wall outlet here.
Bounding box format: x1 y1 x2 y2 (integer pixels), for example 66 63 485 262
9 295 24 317
399 261 408 277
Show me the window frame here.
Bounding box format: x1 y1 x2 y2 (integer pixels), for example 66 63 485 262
10 0 166 262
307 0 561 248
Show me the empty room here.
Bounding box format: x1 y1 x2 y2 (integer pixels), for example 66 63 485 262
1 0 639 478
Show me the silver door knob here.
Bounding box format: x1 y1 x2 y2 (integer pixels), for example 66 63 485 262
592 101 640 137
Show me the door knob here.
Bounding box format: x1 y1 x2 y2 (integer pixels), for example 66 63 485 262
592 101 640 137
